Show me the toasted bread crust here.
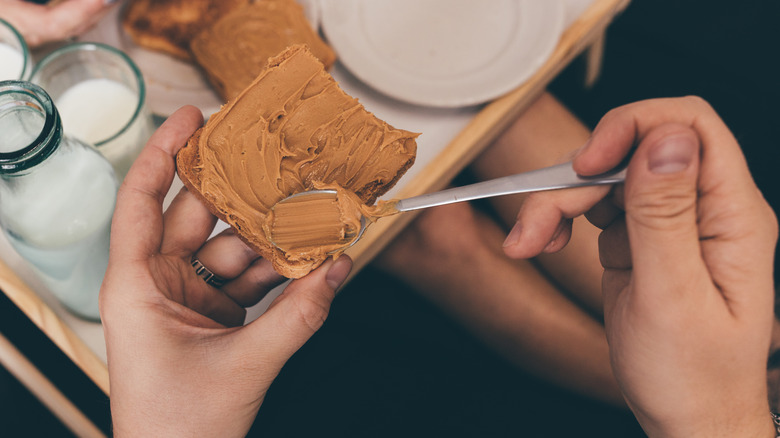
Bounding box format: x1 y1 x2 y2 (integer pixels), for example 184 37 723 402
122 0 247 60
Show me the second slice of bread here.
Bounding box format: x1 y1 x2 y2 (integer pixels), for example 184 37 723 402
190 0 336 102
122 0 247 60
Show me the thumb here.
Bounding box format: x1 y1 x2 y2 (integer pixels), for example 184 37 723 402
623 124 705 298
236 256 352 370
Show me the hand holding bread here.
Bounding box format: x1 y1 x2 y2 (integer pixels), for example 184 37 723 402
102 105 353 437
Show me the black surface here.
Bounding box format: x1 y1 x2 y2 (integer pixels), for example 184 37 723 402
549 0 780 280
252 266 645 437
0 360 74 437
0 292 110 436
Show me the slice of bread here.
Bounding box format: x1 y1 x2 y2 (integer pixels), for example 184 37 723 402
122 0 247 60
176 45 418 278
190 0 336 102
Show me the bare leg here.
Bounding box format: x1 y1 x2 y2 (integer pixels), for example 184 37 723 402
375 91 623 405
471 92 604 314
375 201 623 406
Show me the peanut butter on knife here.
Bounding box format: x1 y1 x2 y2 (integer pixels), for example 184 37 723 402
267 187 399 256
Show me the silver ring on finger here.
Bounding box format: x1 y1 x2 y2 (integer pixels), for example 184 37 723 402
191 256 227 288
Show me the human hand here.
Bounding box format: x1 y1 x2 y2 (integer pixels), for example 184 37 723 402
503 97 778 437
0 0 116 47
99 106 353 437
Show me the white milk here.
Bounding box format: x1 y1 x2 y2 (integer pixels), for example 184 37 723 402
0 144 117 319
56 78 137 143
0 42 24 80
56 78 151 179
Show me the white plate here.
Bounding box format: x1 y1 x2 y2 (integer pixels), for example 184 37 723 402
79 0 321 118
320 0 564 108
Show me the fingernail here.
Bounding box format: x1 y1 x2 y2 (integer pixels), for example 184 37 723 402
326 256 353 289
648 134 697 174
503 223 522 248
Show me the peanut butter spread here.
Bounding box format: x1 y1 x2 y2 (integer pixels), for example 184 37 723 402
265 187 400 257
190 0 336 102
177 45 418 278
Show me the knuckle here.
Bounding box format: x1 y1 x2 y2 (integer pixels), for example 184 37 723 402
246 264 282 290
600 104 626 125
290 292 332 333
97 277 126 322
680 95 714 114
759 201 779 241
626 184 696 228
97 289 112 322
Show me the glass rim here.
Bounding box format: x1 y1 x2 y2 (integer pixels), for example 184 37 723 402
0 80 60 172
30 42 147 148
0 18 32 81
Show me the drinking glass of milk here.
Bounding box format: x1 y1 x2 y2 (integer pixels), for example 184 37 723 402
30 42 154 180
0 80 118 321
0 18 33 81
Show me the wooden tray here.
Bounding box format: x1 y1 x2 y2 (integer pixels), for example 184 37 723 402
0 0 630 404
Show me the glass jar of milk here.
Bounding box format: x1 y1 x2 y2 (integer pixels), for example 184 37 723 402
30 43 154 181
0 18 33 81
0 81 118 321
